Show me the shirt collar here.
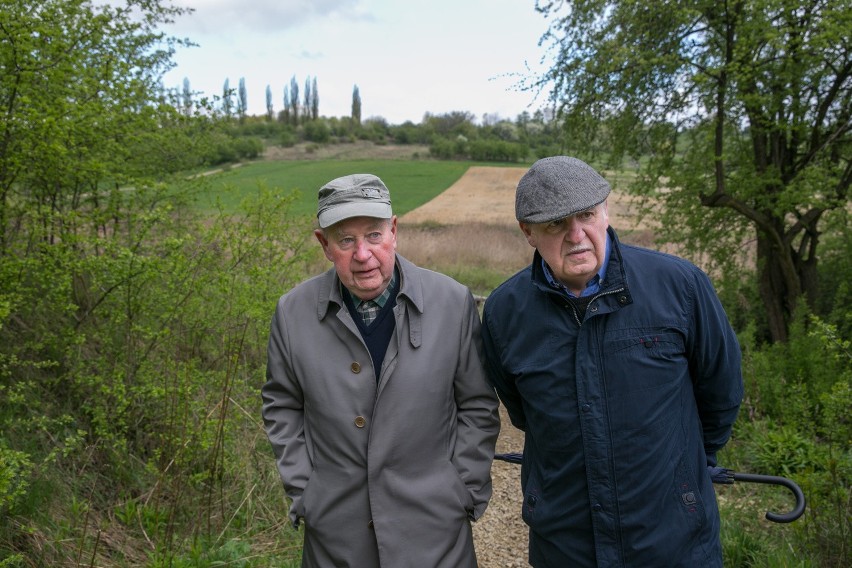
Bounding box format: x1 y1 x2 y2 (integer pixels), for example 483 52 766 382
541 232 612 298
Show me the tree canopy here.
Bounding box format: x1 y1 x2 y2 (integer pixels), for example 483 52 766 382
0 0 200 249
535 0 851 342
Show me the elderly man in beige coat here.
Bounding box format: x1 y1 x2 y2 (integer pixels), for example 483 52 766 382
262 173 500 567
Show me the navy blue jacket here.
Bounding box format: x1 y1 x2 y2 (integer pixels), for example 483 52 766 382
482 227 743 567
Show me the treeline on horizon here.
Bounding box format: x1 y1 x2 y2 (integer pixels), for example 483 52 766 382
173 71 557 166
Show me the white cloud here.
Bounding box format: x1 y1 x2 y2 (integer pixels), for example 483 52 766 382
169 0 370 34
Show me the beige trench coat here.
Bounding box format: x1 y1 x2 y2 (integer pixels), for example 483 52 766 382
262 254 500 567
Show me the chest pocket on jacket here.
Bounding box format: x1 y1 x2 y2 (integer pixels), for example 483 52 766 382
602 328 687 433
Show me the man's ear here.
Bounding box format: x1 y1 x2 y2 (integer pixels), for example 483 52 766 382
519 222 537 248
314 229 334 261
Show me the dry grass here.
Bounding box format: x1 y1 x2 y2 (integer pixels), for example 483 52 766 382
397 221 532 277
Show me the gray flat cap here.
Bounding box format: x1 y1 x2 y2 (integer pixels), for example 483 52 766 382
317 173 393 228
515 156 611 223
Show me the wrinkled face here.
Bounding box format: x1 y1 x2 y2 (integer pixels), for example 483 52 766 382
315 216 398 301
520 202 609 295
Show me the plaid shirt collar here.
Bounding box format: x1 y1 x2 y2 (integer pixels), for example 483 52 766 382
352 268 397 310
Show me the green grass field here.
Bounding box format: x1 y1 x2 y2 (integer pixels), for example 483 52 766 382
192 159 476 217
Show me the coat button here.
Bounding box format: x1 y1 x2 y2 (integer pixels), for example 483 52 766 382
368 519 374 529
350 362 361 373
618 295 629 304
354 416 367 428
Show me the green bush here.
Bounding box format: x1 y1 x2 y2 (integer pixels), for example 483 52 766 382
0 444 31 517
732 312 851 567
0 183 309 564
303 120 331 143
468 139 529 162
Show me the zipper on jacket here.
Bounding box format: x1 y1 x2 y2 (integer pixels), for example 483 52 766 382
577 286 627 326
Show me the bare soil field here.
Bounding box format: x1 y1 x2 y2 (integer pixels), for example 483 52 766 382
399 165 643 230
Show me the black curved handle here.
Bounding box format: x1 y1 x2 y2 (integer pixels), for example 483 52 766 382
494 452 523 464
493 453 806 523
731 472 806 523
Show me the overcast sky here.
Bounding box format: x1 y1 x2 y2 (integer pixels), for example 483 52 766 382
160 0 554 125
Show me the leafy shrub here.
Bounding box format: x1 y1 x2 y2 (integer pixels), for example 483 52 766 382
468 139 528 162
303 120 331 143
734 313 851 567
429 137 462 160
0 444 31 516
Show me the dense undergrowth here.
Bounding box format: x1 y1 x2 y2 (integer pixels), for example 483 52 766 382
0 182 317 566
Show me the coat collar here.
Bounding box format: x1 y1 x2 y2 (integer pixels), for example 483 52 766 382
315 254 423 348
530 226 630 299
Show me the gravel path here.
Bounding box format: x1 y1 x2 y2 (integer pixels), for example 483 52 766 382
472 406 530 567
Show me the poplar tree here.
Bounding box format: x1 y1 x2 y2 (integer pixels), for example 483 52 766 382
222 78 233 117
237 77 247 122
282 84 290 123
311 77 319 120
351 84 362 125
181 77 192 115
289 76 300 125
303 76 312 121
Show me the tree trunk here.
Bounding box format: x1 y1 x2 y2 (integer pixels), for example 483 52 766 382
756 234 790 343
755 219 819 344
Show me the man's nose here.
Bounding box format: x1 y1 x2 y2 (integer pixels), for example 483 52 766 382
564 220 584 242
353 240 372 260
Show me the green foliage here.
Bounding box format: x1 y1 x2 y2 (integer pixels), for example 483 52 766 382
0 444 31 517
537 0 851 342
468 139 529 163
0 182 309 564
0 3 307 563
303 120 331 143
429 136 467 160
728 312 851 567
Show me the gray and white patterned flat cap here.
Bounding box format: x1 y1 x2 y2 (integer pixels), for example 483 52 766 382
515 156 611 223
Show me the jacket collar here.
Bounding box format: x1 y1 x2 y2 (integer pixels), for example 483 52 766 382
316 253 423 347
531 226 629 297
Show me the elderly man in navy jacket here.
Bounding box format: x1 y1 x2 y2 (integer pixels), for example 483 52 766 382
482 156 743 567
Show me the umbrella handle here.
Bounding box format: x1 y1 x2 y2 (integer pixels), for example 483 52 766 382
493 453 806 523
731 472 806 523
494 452 523 464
